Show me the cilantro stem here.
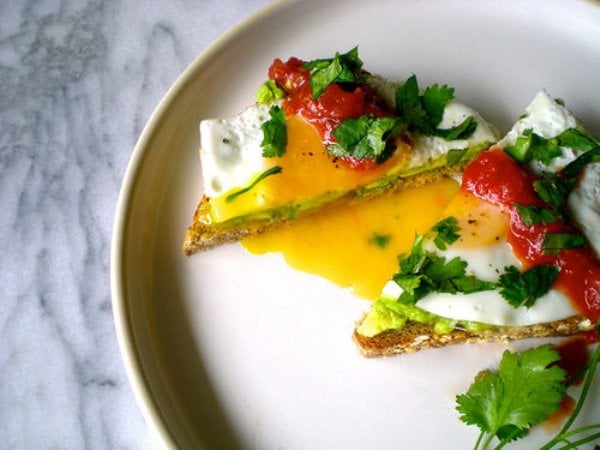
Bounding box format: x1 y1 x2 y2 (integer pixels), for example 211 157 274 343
540 344 600 450
225 166 282 203
555 431 600 450
474 430 485 450
482 432 496 450
560 423 600 439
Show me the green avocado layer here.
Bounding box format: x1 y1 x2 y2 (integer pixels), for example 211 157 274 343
208 142 491 229
356 296 492 338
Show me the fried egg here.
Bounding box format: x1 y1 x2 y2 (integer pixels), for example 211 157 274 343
395 91 598 326
199 78 498 224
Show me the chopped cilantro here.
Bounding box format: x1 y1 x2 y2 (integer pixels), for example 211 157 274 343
514 203 561 227
456 345 567 450
422 82 455 127
302 46 364 98
504 129 562 165
542 233 586 255
328 115 400 161
505 127 599 166
555 127 599 152
256 79 285 104
532 173 576 211
225 166 282 203
393 235 495 304
261 105 287 157
370 233 392 249
394 75 477 140
561 147 600 177
434 115 478 140
431 216 460 250
498 264 559 308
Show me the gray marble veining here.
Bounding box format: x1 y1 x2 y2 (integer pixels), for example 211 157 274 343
0 0 272 447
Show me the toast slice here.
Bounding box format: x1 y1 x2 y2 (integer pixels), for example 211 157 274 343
182 49 498 255
354 316 593 357
353 91 600 357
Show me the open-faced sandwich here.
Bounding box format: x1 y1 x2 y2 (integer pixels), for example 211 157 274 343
182 48 498 255
354 91 600 356
182 47 598 360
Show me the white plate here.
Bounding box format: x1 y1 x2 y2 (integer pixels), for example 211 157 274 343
111 0 600 448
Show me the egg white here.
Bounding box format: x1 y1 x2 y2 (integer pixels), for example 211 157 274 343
414 91 597 326
198 77 498 201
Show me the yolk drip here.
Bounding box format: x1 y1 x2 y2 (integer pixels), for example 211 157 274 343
210 115 411 222
243 178 459 300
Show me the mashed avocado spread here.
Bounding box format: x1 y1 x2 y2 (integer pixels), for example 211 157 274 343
356 295 491 338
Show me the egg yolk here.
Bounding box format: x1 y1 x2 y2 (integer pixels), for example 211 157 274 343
209 115 411 223
243 179 459 300
440 189 510 248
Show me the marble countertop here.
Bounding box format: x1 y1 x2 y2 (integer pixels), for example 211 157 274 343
0 1 272 447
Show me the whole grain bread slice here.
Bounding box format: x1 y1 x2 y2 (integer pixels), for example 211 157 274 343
353 315 594 357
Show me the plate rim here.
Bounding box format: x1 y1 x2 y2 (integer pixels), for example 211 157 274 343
110 1 290 447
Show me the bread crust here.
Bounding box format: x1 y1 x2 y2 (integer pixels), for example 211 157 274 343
353 315 594 357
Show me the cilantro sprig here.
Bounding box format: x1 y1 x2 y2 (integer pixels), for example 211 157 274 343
456 345 568 450
393 235 495 304
514 203 561 227
225 166 282 203
504 127 599 166
328 115 400 162
504 129 562 165
302 46 364 99
395 75 477 140
261 105 287 157
542 233 586 255
458 343 600 450
532 173 576 211
431 216 461 250
498 265 559 308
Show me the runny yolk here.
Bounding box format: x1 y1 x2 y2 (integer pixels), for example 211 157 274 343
440 189 510 248
209 115 411 223
243 178 459 300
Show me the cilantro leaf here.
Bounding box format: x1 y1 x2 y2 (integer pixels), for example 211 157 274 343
433 115 478 141
532 173 576 211
542 233 586 255
456 345 567 449
225 166 282 203
561 147 600 178
395 75 428 130
395 75 477 140
504 129 562 165
498 264 559 308
556 127 600 152
302 47 364 98
393 235 495 304
370 233 391 249
328 115 399 161
256 79 285 104
431 216 460 250
422 83 455 127
514 203 561 227
452 276 498 294
261 106 287 157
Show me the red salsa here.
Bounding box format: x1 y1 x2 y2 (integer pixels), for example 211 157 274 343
462 148 600 322
268 57 393 169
